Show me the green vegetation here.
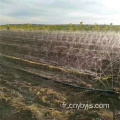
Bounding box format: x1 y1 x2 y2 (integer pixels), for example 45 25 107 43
1 23 120 31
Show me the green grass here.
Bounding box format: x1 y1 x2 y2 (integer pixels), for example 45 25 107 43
1 23 120 32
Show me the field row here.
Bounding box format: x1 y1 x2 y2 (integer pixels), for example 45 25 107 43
0 39 120 75
0 31 120 90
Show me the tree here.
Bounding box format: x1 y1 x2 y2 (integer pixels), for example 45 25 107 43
7 24 10 30
80 22 84 26
110 23 113 26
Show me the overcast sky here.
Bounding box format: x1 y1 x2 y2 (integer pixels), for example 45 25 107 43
0 0 120 25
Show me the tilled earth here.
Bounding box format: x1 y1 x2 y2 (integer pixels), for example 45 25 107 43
0 31 120 120
0 63 120 120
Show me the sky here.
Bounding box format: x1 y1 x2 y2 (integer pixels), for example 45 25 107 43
0 0 120 25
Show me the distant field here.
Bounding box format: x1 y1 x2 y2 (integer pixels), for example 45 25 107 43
0 30 120 120
1 23 120 31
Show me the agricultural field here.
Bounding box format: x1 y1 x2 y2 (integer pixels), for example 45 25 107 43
1 23 120 31
0 28 120 120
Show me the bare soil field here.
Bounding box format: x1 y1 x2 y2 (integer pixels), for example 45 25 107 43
0 30 120 120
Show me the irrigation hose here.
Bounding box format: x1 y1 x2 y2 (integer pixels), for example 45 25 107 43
0 62 119 97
